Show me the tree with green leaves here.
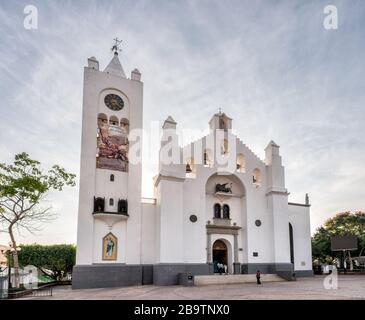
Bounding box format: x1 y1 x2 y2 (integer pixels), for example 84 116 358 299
312 211 365 265
0 153 75 288
7 244 76 281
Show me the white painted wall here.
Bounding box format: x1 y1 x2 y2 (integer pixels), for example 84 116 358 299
76 57 312 272
76 58 143 265
157 130 283 267
141 203 156 264
92 219 127 263
289 204 313 271
156 177 184 263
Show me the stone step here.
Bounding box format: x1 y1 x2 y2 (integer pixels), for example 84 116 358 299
194 274 284 286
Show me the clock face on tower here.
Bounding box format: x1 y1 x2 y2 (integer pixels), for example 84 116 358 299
104 94 124 111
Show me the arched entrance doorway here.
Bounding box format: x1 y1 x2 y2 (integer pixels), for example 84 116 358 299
213 240 228 273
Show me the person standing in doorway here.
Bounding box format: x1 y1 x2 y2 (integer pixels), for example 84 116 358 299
218 263 223 275
256 270 261 285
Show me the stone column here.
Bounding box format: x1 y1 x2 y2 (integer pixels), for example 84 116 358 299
206 233 212 263
233 233 241 274
233 234 238 262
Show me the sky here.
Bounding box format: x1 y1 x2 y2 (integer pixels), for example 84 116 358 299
0 0 364 245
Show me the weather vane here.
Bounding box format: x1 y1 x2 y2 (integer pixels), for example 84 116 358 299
111 38 123 54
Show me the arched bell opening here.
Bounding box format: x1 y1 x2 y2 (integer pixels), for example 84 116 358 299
109 115 119 126
97 113 108 128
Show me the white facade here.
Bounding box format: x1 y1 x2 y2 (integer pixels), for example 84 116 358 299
73 51 312 288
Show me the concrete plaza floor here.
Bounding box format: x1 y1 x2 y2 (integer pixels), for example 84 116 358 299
21 275 365 300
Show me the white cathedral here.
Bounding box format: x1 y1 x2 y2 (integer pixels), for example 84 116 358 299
73 48 313 289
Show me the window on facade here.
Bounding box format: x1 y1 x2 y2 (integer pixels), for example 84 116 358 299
214 203 221 219
109 198 114 206
223 204 230 219
110 174 115 182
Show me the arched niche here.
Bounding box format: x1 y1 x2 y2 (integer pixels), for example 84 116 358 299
205 173 245 197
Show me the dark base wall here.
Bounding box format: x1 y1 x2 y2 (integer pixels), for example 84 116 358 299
72 262 312 289
72 264 153 289
153 263 214 286
294 270 314 277
240 263 313 279
72 263 212 289
241 262 292 273
241 263 295 280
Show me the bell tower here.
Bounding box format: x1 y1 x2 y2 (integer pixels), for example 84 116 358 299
75 40 143 274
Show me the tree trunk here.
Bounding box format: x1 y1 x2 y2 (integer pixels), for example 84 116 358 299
9 227 20 288
348 251 354 271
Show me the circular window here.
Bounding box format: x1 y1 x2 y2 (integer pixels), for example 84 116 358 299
255 219 262 227
189 215 198 223
104 94 124 111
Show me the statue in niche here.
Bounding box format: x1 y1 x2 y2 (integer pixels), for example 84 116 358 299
215 183 233 193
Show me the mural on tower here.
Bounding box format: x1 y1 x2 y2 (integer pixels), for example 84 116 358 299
97 123 129 172
102 233 118 260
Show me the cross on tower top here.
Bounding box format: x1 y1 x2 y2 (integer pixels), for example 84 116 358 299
111 38 123 55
